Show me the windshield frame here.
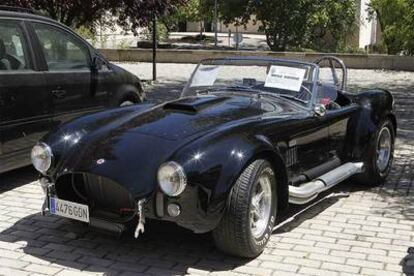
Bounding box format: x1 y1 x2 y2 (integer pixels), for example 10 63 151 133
181 57 321 110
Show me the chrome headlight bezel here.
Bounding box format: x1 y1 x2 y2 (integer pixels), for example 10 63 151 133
31 143 53 174
157 161 187 197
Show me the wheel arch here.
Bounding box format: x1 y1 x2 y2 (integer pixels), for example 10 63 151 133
386 113 397 135
348 89 397 162
111 83 145 107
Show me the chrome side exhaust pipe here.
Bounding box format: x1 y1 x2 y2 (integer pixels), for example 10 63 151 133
289 162 364 205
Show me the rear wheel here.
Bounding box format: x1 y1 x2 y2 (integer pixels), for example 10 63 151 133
212 160 277 258
357 119 395 185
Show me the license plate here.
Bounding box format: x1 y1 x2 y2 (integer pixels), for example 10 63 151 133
49 197 89 223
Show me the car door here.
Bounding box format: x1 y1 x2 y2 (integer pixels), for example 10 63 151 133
325 103 359 160
265 107 330 179
0 19 52 172
30 22 105 125
286 114 331 174
315 57 358 161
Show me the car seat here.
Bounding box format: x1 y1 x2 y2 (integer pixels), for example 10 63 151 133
317 84 341 110
0 39 12 70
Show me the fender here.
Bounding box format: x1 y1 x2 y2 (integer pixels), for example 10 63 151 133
171 132 288 232
42 103 155 177
347 89 396 161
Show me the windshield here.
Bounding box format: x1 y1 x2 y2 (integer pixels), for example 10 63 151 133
182 58 317 106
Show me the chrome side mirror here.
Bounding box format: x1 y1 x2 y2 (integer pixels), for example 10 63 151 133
314 104 327 117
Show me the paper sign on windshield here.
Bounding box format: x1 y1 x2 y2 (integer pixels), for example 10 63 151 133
190 66 221 87
264 66 306 92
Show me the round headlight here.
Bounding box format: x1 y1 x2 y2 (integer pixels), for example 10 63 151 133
157 161 187 196
31 143 53 174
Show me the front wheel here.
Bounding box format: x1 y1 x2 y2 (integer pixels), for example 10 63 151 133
212 160 277 258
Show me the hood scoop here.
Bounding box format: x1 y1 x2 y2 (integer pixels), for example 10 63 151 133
163 96 229 113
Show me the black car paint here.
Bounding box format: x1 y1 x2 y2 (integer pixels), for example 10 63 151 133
40 86 396 233
0 10 144 173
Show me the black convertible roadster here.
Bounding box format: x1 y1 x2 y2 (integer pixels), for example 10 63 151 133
32 56 396 257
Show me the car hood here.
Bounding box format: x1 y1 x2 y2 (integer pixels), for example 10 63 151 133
49 95 300 198
121 95 297 140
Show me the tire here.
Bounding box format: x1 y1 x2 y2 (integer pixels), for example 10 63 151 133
356 119 395 186
212 160 277 258
114 89 145 107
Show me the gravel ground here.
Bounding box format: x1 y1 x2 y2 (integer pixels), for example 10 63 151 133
0 62 413 276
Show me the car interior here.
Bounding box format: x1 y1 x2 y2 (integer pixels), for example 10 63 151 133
0 38 24 70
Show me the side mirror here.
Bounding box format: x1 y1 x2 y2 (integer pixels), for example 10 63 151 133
92 55 104 71
314 104 327 117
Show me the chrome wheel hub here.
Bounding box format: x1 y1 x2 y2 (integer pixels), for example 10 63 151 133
377 127 392 172
250 173 272 239
120 100 134 107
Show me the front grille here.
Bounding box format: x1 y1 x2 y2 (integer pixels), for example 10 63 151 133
55 173 136 221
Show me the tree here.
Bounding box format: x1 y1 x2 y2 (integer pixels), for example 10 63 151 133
309 0 357 52
3 0 187 32
218 0 251 27
231 0 356 52
404 0 414 55
115 0 188 35
2 0 112 29
163 0 214 35
252 0 317 51
369 0 414 55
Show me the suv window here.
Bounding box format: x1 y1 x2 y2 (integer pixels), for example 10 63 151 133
33 23 90 71
0 21 30 71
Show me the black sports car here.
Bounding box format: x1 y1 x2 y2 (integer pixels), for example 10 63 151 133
32 56 396 257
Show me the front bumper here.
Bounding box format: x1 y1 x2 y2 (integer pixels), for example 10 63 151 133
39 177 140 237
40 172 224 235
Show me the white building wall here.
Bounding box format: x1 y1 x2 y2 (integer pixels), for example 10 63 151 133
358 0 379 49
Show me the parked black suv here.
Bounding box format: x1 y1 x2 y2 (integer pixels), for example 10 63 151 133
0 7 145 173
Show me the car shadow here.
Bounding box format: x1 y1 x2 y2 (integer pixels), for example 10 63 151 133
0 211 249 275
0 166 37 193
0 179 376 276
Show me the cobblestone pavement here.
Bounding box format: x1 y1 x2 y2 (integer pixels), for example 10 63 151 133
0 64 413 276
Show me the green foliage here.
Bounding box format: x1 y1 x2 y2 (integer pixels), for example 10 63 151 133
141 22 170 42
75 26 98 46
162 0 214 30
369 0 414 55
211 0 356 52
253 0 316 51
218 0 251 26
3 0 187 33
309 0 357 52
173 0 207 22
